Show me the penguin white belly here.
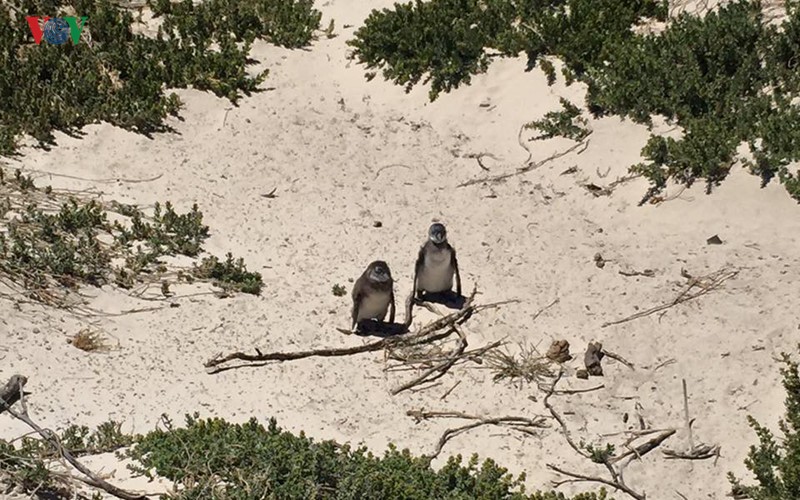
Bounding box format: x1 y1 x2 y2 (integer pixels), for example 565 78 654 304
357 291 391 321
418 253 454 293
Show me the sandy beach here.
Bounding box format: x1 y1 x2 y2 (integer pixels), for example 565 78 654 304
2 1 799 498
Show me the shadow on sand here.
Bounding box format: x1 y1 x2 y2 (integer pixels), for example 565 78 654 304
415 290 466 310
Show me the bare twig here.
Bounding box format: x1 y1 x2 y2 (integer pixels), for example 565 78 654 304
465 152 500 171
603 349 635 370
601 268 738 328
683 379 694 449
610 429 676 464
532 297 560 321
440 380 462 400
662 379 721 461
458 134 591 187
407 409 548 460
392 327 484 395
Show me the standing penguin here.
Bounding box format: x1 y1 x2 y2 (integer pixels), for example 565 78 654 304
413 223 462 301
350 260 396 333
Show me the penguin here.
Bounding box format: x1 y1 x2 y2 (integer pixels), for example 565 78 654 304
412 222 462 301
350 260 396 333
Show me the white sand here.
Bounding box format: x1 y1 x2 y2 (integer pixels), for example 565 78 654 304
2 1 799 498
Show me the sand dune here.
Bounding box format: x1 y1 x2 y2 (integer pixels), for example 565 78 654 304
2 1 799 498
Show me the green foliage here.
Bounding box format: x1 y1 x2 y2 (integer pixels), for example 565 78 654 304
125 413 609 499
583 443 616 464
0 420 138 497
728 347 800 499
0 166 262 308
347 0 512 100
347 0 665 100
586 0 800 202
349 0 800 203
525 98 589 142
192 252 264 295
0 0 322 155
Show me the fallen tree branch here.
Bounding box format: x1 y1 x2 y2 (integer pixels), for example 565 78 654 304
204 286 507 374
0 377 150 500
543 369 649 500
601 267 738 328
407 409 548 460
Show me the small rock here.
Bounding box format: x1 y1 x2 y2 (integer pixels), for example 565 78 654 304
594 253 606 268
373 221 383 228
32 328 40 334
546 340 573 363
707 234 723 245
576 369 589 379
584 341 605 376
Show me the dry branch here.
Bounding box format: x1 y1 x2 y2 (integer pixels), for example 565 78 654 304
204 286 509 375
391 338 504 395
457 132 591 187
543 369 652 500
0 377 149 500
601 267 738 328
407 409 548 460
662 379 720 461
603 349 635 370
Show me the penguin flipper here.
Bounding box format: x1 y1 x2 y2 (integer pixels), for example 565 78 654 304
451 246 462 296
389 288 396 323
413 245 426 298
351 291 362 331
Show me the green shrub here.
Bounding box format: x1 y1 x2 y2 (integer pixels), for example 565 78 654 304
348 0 800 203
125 413 609 500
728 347 800 499
587 0 800 202
0 0 322 155
0 166 263 308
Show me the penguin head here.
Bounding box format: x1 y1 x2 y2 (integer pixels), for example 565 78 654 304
428 223 447 245
367 260 392 283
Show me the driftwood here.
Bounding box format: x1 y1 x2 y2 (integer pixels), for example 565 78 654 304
0 376 150 500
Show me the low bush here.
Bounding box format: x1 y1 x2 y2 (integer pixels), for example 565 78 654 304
349 0 800 203
0 0 323 156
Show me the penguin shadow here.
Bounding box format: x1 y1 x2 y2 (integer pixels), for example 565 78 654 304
415 291 466 310
351 319 409 338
